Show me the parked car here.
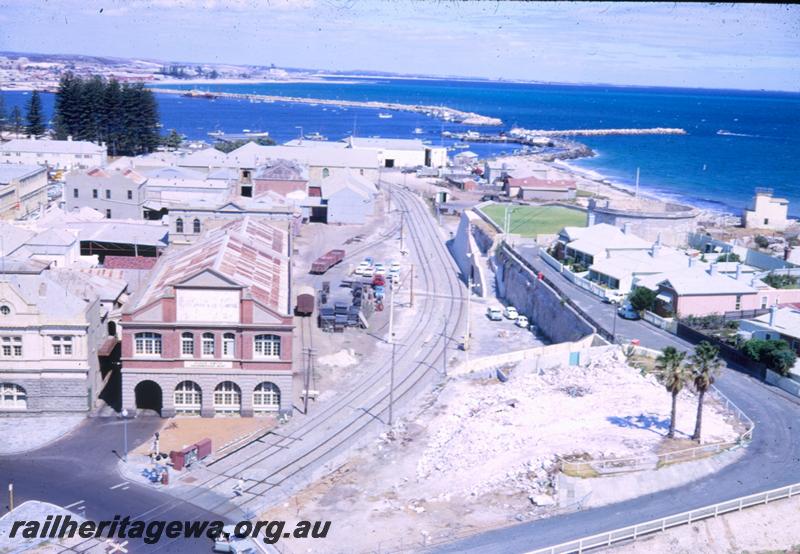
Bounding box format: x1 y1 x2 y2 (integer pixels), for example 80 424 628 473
374 263 386 275
372 274 386 287
617 303 641 320
355 261 371 275
361 266 375 278
389 261 401 273
503 306 519 320
603 291 627 304
213 524 259 553
486 305 503 321
516 315 529 328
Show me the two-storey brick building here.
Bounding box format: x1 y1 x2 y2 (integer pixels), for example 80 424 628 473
120 217 293 417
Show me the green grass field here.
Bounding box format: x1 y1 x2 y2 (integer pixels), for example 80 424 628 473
481 203 586 236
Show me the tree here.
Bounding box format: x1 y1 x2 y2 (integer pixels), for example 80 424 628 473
656 346 689 439
755 235 770 249
743 338 797 376
716 252 740 263
689 341 722 441
25 90 46 137
0 91 6 130
628 287 657 313
10 105 23 136
161 129 183 149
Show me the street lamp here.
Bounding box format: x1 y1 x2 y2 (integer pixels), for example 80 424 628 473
121 408 129 462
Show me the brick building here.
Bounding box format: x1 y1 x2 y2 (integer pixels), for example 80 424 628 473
120 217 293 417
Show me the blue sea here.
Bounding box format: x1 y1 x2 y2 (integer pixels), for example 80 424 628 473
3 78 799 215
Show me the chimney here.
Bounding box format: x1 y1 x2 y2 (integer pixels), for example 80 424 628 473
736 263 742 280
67 135 73 142
769 305 778 326
38 282 47 297
587 211 596 226
623 222 631 234
709 264 718 276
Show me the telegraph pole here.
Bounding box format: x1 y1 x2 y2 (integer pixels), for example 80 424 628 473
442 317 448 377
409 264 414 307
399 210 405 253
464 277 473 356
303 348 313 415
388 281 396 426
8 483 13 512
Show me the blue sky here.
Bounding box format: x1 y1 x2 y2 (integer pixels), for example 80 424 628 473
1 1 798 91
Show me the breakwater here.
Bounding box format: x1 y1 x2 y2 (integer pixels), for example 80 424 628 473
510 126 687 137
152 88 503 126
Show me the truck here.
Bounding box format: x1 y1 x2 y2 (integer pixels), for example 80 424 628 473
310 249 346 274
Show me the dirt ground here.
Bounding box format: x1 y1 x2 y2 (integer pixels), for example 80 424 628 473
609 495 800 554
264 348 740 553
131 416 275 456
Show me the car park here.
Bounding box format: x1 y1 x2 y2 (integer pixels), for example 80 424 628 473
503 306 519 319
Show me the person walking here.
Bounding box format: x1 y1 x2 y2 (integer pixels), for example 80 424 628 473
233 477 244 497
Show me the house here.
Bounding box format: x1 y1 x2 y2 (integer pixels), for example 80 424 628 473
0 138 107 170
0 258 116 414
504 175 576 201
318 170 378 225
557 223 652 268
285 136 448 168
453 151 479 167
252 159 308 196
744 188 791 230
65 167 148 220
739 307 800 353
0 164 48 219
120 217 293 417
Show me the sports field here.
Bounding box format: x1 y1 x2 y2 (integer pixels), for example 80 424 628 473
481 203 586 236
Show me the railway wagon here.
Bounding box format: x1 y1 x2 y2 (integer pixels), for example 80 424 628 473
295 286 316 316
309 249 346 274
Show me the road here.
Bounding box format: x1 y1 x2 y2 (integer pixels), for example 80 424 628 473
435 244 800 553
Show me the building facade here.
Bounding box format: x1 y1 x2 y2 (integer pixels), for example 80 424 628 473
0 138 107 170
65 167 147 220
744 189 791 230
120 217 294 417
0 164 48 220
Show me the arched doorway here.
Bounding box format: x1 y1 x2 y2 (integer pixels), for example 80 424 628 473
134 380 163 415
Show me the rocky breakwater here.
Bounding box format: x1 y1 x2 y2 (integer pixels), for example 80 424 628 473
510 127 688 138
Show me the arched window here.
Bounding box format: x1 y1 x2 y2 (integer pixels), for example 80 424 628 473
253 382 280 413
175 218 184 233
181 332 194 356
0 383 27 410
174 381 201 415
202 332 215 356
193 218 201 234
322 167 330 178
254 334 281 358
213 381 241 414
134 332 162 355
222 333 235 358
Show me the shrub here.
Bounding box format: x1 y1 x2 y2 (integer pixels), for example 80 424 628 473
755 235 770 249
742 338 797 376
762 273 799 289
628 287 657 312
716 252 741 263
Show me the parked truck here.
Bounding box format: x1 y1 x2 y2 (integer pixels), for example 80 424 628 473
310 249 346 274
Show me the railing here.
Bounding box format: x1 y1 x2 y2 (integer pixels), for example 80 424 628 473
527 482 800 554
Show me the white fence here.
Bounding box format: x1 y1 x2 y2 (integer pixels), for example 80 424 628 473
642 310 678 333
539 250 611 300
540 249 564 272
527 482 800 554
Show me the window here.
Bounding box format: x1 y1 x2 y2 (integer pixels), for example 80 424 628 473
193 219 201 234
181 332 194 356
222 333 235 357
322 168 330 178
764 218 769 225
174 381 201 414
134 332 162 355
51 335 73 356
73 188 79 198
127 190 133 200
92 189 98 199
761 297 768 309
105 189 111 199
202 333 215 356
765 333 772 340
735 294 742 310
359 169 364 176
1 336 22 357
0 305 10 316
175 218 184 233
106 209 112 219
0 383 26 410
253 382 280 413
213 381 241 414
254 334 281 358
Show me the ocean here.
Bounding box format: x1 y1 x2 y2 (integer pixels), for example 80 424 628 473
3 78 799 215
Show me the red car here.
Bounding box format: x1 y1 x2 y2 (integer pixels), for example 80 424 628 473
372 275 386 287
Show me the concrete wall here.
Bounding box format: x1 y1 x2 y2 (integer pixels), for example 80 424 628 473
326 188 374 225
451 210 488 296
0 374 89 414
590 201 697 247
495 246 594 343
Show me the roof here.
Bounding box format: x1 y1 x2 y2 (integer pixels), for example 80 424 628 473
63 220 169 247
254 159 308 181
747 308 800 338
0 164 45 184
565 224 651 258
207 167 240 181
0 138 105 155
103 256 159 270
0 222 36 255
0 262 90 321
50 268 127 303
145 166 207 180
653 267 756 296
590 247 689 280
130 217 289 315
226 143 377 170
347 137 427 151
319 170 378 199
508 176 575 191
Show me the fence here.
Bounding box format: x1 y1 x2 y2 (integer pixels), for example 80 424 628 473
540 249 564 272
642 310 678 333
675 322 767 379
528 481 800 554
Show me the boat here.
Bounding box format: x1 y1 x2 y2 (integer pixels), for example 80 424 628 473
243 130 269 138
378 113 393 119
181 89 218 100
413 128 424 135
454 143 470 149
207 130 225 137
305 132 327 141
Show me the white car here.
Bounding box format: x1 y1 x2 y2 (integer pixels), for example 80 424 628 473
361 266 375 278
503 306 519 320
213 524 259 553
355 261 370 275
374 263 386 275
486 305 503 321
516 315 529 328
389 261 401 272
604 291 627 304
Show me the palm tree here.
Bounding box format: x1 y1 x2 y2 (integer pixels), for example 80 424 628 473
689 341 722 441
656 346 689 439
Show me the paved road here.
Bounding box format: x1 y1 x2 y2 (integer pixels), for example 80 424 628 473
0 417 228 553
436 245 800 553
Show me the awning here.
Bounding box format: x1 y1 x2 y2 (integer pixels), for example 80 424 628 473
656 292 673 304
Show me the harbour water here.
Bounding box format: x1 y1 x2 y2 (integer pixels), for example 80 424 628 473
3 78 798 215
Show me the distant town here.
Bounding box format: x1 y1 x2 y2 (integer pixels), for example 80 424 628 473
1 49 799 554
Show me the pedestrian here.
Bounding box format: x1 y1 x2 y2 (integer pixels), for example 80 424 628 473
233 478 244 497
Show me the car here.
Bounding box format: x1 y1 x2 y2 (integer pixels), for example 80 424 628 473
516 315 529 328
389 261 401 272
603 291 627 304
486 305 503 321
372 274 386 287
374 263 386 275
361 266 375 278
503 306 519 320
355 261 371 275
617 303 641 320
213 524 259 553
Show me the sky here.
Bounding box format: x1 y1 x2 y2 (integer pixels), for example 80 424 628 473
0 1 798 91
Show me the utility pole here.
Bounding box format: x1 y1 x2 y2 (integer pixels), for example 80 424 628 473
399 210 405 253
303 348 313 415
409 264 414 307
442 317 448 377
611 300 619 343
8 483 13 512
464 276 473 355
388 281 396 426
121 409 129 462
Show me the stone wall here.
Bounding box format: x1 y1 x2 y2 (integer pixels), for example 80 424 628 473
0 375 89 415
495 246 594 344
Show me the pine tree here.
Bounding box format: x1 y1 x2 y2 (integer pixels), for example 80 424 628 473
10 105 23 136
0 91 7 131
53 72 82 139
25 90 46 137
102 79 124 156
